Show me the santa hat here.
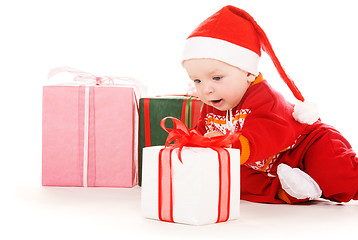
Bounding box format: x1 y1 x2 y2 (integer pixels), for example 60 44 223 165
182 5 319 124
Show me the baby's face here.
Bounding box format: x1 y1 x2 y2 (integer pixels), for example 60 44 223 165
183 59 253 111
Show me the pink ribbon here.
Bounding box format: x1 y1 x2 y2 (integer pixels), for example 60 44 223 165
158 117 239 223
48 66 146 102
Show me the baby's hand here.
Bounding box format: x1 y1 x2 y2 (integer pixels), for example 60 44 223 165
204 131 224 138
204 131 232 148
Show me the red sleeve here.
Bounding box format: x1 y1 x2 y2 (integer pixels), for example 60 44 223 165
239 82 306 165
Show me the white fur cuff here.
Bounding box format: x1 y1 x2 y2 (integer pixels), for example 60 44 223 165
277 164 322 200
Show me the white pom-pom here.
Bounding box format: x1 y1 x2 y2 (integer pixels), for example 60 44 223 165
292 101 319 125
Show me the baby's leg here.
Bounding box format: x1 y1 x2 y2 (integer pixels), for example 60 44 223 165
303 128 358 202
241 166 309 204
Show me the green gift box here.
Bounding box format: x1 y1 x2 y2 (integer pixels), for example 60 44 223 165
138 96 202 185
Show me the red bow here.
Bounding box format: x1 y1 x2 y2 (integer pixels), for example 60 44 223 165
160 117 239 162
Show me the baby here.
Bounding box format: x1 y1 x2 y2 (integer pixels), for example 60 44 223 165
182 5 358 203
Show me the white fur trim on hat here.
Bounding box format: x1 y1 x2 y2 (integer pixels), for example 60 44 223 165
182 36 260 75
292 101 319 125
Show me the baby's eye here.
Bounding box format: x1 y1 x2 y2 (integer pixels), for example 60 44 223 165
213 76 222 81
193 79 201 84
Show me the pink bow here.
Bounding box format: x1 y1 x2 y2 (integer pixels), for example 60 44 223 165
47 66 146 100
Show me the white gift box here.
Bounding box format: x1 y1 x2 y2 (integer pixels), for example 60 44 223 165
141 146 240 225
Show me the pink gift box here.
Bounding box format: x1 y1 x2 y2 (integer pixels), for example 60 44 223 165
42 84 138 187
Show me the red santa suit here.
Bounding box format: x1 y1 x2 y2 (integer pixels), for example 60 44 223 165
182 6 358 203
196 74 358 203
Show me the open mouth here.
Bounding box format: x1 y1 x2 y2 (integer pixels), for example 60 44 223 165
210 99 223 106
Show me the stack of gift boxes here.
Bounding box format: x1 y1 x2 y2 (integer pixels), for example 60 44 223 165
42 67 240 225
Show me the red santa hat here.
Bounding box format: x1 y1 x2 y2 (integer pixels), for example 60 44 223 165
183 5 319 124
183 5 305 101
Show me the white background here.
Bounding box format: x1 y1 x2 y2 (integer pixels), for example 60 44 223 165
1 0 357 239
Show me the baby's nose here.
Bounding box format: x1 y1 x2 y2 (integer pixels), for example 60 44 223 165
204 83 214 94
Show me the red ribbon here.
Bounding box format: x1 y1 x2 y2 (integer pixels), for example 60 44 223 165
142 96 200 148
158 117 239 223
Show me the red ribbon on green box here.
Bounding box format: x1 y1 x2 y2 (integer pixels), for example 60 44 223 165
139 96 202 186
142 96 201 147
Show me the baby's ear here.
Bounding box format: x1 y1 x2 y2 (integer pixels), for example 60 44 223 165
247 73 256 83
